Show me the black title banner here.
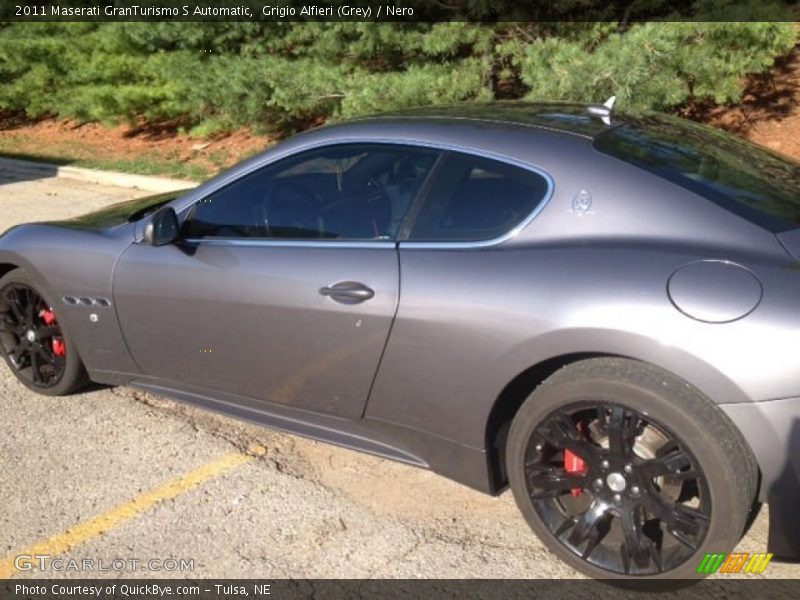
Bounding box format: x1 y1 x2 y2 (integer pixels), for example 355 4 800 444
3 580 800 600
2 0 799 22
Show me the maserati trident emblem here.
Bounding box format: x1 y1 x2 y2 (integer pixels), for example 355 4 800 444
572 189 592 213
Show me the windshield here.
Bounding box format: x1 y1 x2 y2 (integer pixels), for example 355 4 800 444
594 114 800 232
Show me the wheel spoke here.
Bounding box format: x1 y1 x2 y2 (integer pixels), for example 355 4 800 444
7 343 21 365
526 463 586 499
24 288 36 323
641 442 697 480
539 411 600 461
670 504 709 539
607 406 625 454
642 495 708 549
0 316 22 334
565 439 599 461
581 516 610 560
566 500 607 549
34 347 58 382
595 404 610 436
30 349 43 383
553 516 575 538
648 538 664 572
607 406 639 457
35 344 52 362
5 289 25 323
620 505 653 572
10 339 30 362
538 411 574 446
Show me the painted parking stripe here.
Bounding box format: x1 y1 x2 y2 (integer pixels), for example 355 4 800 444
0 452 252 578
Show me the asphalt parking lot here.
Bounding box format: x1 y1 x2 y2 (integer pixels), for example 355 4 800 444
1 168 798 580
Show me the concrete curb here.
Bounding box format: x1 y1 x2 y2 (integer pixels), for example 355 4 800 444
0 156 199 193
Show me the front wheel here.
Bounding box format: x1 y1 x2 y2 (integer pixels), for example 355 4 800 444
506 357 758 579
0 270 89 395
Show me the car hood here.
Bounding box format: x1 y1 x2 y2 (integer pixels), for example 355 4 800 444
46 190 186 232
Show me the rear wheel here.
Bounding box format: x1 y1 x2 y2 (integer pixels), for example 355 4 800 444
0 270 88 395
506 357 757 579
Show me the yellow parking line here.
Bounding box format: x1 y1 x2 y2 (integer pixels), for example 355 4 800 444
0 451 252 578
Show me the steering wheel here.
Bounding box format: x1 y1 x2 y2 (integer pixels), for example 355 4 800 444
321 176 393 239
261 181 325 238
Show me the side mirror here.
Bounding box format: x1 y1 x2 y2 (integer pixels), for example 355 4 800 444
143 207 180 246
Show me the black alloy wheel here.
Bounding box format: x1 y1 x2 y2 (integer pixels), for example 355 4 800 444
506 358 758 581
0 282 67 388
524 403 710 575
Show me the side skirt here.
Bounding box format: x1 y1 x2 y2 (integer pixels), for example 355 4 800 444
129 378 497 495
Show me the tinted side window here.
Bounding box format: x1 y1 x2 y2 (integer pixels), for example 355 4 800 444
594 118 800 232
184 144 439 240
408 153 550 242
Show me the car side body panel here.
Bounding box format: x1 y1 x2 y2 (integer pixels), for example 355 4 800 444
0 223 140 379
113 241 400 420
366 240 800 435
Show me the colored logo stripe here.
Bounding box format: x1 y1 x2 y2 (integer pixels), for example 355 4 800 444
697 552 773 574
745 553 773 573
697 553 726 573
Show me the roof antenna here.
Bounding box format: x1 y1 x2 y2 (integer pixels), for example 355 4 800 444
587 95 616 126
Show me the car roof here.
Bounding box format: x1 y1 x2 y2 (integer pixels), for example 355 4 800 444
347 101 625 139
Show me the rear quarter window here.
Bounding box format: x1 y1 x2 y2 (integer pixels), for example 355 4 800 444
408 153 551 242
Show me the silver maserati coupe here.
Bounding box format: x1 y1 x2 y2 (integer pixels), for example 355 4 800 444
1 101 798 579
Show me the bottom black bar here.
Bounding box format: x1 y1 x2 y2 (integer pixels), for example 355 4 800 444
2 579 800 600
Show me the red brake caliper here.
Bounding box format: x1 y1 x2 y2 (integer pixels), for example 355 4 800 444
564 422 587 497
40 308 66 357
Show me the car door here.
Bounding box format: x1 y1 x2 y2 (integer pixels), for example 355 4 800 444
367 151 555 444
113 143 440 419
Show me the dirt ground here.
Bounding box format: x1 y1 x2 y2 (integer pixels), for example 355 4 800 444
697 46 800 159
0 116 272 179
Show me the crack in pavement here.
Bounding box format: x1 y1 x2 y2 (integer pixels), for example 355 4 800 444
110 386 300 475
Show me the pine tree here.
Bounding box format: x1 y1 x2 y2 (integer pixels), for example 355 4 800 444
0 19 795 137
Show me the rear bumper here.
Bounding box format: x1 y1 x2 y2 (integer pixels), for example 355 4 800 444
721 397 800 559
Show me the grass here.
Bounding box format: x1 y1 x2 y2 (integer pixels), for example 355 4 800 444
0 136 212 181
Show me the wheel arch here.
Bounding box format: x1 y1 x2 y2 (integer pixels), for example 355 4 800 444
0 255 60 303
484 346 759 495
0 262 19 280
485 352 612 492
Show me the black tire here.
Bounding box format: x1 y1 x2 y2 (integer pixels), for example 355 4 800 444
506 357 757 580
0 269 89 396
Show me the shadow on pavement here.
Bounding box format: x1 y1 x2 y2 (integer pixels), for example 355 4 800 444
0 153 71 187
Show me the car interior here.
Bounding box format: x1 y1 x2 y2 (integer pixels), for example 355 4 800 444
182 146 438 240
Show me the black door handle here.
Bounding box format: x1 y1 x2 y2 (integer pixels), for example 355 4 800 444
319 281 375 304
